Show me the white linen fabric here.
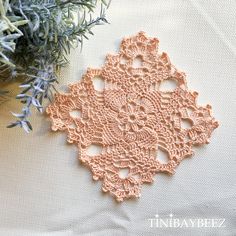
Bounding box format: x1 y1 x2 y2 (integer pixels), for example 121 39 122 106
0 0 235 235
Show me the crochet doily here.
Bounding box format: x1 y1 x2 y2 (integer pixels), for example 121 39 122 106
46 32 219 202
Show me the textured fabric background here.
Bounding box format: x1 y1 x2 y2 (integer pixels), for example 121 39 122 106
0 0 236 235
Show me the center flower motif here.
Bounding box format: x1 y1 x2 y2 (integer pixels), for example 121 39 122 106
117 101 147 132
103 90 159 147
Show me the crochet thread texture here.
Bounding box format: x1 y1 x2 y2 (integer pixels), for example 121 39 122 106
46 32 219 201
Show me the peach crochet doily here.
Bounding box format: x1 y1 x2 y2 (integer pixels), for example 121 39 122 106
46 32 219 202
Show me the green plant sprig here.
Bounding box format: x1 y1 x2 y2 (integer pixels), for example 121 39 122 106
0 0 109 132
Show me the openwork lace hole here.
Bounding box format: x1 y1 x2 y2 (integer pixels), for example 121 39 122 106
156 147 169 164
92 76 105 91
120 55 129 64
86 144 102 156
129 114 136 121
181 118 192 129
118 124 126 131
120 105 126 112
132 55 143 68
184 134 191 142
119 168 129 179
68 122 76 129
187 107 195 114
69 110 81 119
140 106 145 112
159 79 178 92
198 112 204 118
